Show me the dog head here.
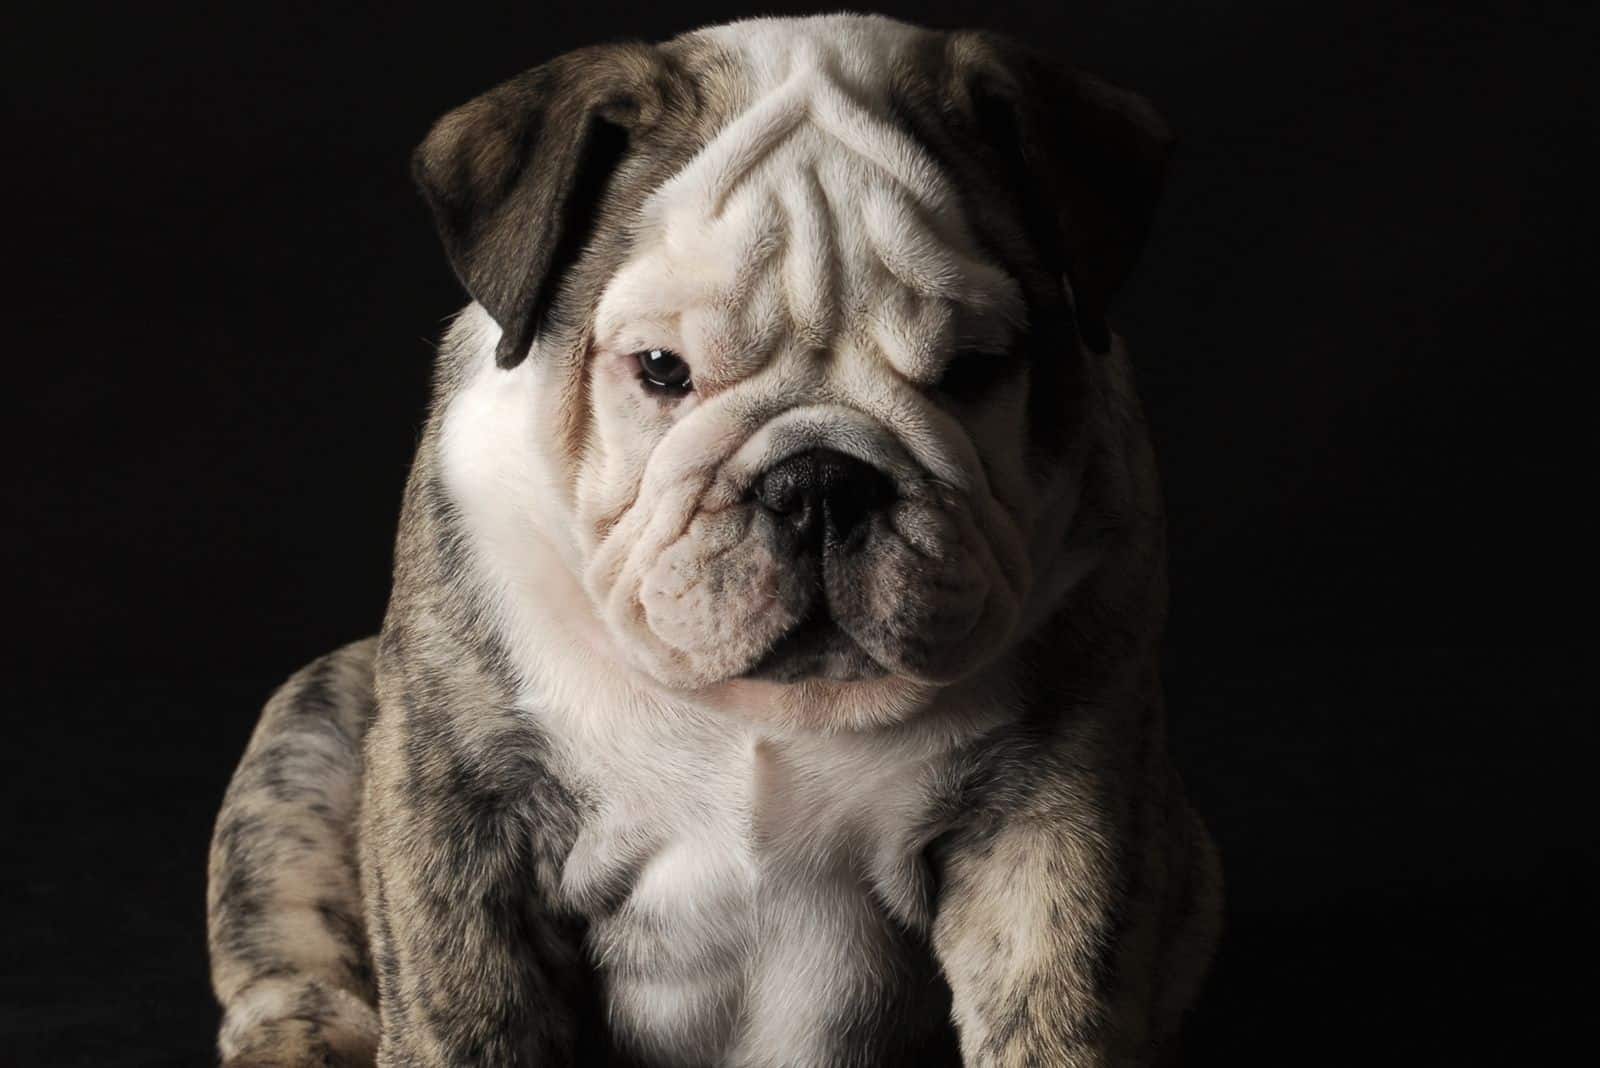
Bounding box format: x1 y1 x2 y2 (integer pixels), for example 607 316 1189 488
414 16 1169 728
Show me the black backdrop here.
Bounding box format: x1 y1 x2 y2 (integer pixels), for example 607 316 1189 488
6 2 1595 1064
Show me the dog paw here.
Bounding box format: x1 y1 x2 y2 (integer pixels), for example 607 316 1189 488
220 1022 376 1068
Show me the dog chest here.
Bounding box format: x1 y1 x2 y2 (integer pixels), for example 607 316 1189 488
548 711 950 1065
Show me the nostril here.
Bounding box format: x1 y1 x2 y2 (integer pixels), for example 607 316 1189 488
814 449 895 545
753 452 818 518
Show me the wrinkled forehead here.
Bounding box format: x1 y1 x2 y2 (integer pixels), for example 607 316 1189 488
594 21 1024 381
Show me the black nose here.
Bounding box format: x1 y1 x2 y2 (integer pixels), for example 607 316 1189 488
753 448 896 549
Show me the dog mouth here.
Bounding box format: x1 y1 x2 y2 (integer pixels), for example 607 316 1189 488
740 599 887 683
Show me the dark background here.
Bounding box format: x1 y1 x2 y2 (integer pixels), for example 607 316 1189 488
5 1 1595 1064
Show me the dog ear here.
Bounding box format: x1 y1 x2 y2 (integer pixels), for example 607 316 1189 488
944 33 1172 354
413 42 684 368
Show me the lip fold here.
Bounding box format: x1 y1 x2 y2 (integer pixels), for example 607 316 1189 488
741 598 887 683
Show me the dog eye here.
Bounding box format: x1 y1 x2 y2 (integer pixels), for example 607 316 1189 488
636 348 693 393
935 350 1021 400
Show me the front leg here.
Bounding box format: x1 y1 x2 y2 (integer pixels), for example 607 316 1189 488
934 801 1128 1067
932 756 1208 1068
361 707 589 1067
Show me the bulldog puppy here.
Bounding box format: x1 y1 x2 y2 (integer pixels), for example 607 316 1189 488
207 14 1221 1068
